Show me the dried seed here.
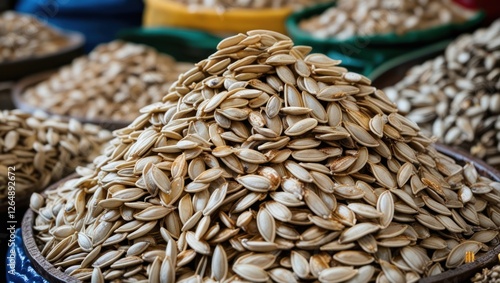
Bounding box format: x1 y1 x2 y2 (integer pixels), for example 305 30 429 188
212 245 228 281
446 241 483 268
318 266 357 283
257 207 276 242
233 264 269 282
284 118 318 136
291 251 310 279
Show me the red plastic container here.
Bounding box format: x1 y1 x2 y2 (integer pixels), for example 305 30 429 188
454 0 500 22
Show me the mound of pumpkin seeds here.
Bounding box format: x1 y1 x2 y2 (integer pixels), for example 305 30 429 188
384 19 500 169
31 30 500 283
0 110 111 204
0 11 69 63
299 0 472 39
22 41 192 122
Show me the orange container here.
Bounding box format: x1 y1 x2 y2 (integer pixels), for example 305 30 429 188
143 0 293 34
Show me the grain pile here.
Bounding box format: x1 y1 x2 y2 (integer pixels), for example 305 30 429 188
299 0 471 39
0 110 111 203
31 30 500 283
384 20 500 168
22 41 192 122
0 11 69 63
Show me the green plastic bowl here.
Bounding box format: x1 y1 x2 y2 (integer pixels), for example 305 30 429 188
368 39 451 88
286 2 485 75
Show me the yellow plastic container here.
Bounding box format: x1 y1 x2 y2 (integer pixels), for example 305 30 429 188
143 0 293 34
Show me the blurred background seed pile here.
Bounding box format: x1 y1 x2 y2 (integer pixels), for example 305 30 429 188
21 41 192 122
30 30 500 283
384 20 500 167
298 0 472 39
0 110 112 203
172 0 326 10
0 11 69 62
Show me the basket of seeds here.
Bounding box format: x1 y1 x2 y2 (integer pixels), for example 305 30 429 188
286 0 484 75
0 81 15 110
12 40 193 131
381 19 500 171
0 11 85 81
143 0 329 35
19 30 500 283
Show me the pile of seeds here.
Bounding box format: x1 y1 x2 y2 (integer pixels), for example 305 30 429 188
0 110 111 203
384 20 500 168
172 0 325 10
471 264 500 282
31 30 500 283
299 0 471 39
22 41 192 122
0 11 69 63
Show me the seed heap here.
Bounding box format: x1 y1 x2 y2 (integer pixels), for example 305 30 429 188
172 0 325 10
22 41 192 122
31 30 500 283
0 110 111 203
299 0 471 39
471 265 500 282
384 20 500 168
0 11 69 63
